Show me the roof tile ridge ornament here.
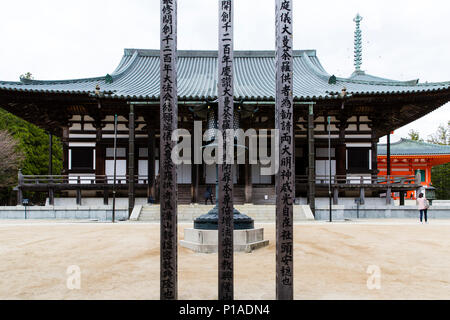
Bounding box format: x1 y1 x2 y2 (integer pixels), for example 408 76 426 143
353 13 363 73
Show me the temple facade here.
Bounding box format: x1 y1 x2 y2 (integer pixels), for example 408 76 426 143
1 47 449 214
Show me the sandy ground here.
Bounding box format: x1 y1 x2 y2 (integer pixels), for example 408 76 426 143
0 219 449 300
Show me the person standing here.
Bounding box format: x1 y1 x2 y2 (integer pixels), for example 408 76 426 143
416 193 429 224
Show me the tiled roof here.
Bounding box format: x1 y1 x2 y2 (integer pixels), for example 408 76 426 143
0 49 449 101
378 139 450 156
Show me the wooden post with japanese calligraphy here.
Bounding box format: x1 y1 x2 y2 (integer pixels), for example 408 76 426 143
275 0 294 300
160 0 178 300
218 0 234 301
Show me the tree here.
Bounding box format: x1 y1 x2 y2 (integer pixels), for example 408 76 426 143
432 164 450 200
428 121 450 200
0 130 24 187
427 121 449 145
0 108 63 204
408 129 423 142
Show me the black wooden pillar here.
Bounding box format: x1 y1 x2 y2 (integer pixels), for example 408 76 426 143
387 132 391 177
386 186 392 205
95 125 105 177
17 170 23 205
218 0 234 301
371 134 378 181
76 188 82 205
148 127 156 202
359 176 365 205
333 187 339 205
48 132 54 205
275 0 294 300
191 136 199 203
48 133 53 176
336 117 347 183
245 160 252 204
62 127 69 176
399 191 405 206
128 104 135 218
307 104 315 215
386 132 391 203
160 0 178 300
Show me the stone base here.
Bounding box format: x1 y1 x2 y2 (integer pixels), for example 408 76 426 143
180 228 269 253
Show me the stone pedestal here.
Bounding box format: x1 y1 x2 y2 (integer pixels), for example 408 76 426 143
180 228 269 253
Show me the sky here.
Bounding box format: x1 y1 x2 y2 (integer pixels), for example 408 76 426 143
0 0 448 143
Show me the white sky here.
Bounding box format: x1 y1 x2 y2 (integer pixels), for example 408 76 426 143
0 0 449 143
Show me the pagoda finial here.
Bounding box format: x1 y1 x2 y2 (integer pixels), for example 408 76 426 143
353 13 363 72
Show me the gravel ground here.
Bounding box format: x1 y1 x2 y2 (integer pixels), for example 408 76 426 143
0 219 449 300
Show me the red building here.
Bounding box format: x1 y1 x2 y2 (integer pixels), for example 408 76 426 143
378 139 450 199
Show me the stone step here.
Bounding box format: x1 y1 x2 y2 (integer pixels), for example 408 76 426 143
138 204 315 222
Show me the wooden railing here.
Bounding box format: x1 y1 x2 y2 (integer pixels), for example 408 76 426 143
295 174 419 186
19 174 152 186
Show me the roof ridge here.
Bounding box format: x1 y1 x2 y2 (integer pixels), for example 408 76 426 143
379 138 450 148
300 52 330 82
124 48 317 58
1 75 107 86
336 76 420 87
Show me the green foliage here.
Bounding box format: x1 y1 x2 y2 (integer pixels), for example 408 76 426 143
428 121 450 200
408 129 423 142
427 121 449 145
0 108 63 204
0 108 62 176
432 163 450 200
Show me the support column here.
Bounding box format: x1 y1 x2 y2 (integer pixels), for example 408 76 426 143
387 132 391 177
103 188 109 206
191 132 199 203
191 164 199 203
333 187 339 205
62 127 69 176
76 188 82 205
307 104 315 215
49 188 54 206
148 127 156 202
48 133 53 175
160 0 178 300
128 105 135 218
275 0 294 300
218 0 234 301
336 119 347 183
48 132 54 205
386 186 392 205
399 191 405 206
371 135 379 180
17 169 23 205
360 176 365 205
245 161 253 204
95 126 105 183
